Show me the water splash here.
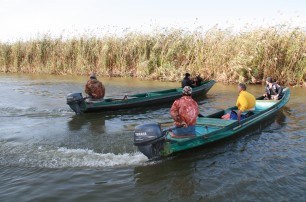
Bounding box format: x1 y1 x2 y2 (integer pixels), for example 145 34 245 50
0 143 149 168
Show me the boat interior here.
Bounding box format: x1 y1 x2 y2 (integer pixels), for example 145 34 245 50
166 98 279 141
131 88 182 98
88 81 212 103
99 88 182 103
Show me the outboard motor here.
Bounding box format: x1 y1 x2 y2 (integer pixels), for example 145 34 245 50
66 93 85 114
134 123 165 159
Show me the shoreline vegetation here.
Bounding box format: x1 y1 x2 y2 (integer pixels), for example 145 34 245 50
0 26 305 86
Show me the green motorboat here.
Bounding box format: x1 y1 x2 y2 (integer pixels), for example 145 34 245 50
134 87 290 159
66 80 216 114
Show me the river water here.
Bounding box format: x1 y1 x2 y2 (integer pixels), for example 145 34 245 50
0 73 305 202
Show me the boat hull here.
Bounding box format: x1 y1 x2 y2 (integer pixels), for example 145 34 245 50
67 80 216 114
134 88 290 159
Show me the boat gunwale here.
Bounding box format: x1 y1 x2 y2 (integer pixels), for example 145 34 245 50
163 87 290 146
83 80 216 110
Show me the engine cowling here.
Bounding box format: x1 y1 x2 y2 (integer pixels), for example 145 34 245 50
134 123 164 146
66 93 85 114
134 123 165 159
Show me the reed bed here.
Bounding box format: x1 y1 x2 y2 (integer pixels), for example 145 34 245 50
0 26 305 86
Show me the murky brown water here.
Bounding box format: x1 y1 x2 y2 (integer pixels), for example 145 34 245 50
0 73 305 201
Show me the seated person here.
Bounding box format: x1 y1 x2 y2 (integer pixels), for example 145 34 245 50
181 73 194 88
85 73 105 100
264 77 283 100
235 83 256 121
193 73 203 86
170 86 199 136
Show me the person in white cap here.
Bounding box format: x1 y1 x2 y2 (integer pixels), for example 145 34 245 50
84 72 105 99
170 86 199 136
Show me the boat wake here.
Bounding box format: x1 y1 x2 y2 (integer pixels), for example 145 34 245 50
0 105 72 118
0 142 149 168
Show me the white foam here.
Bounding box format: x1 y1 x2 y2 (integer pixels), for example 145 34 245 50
13 146 149 168
0 142 151 168
54 147 149 167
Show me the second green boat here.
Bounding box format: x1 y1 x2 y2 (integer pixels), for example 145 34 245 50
66 80 216 114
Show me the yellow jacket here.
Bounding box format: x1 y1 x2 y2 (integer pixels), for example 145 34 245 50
236 90 256 112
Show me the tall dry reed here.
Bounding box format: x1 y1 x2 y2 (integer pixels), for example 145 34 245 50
0 26 305 85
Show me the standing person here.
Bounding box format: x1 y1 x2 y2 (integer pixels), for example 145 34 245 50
236 83 256 121
264 77 283 100
170 86 199 136
181 73 194 88
84 73 105 100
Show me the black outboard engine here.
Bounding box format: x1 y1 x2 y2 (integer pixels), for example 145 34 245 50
66 93 85 114
134 123 165 159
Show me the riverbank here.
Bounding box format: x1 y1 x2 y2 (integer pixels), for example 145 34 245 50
0 26 305 86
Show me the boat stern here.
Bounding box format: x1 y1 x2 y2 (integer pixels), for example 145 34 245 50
134 123 165 159
66 93 86 114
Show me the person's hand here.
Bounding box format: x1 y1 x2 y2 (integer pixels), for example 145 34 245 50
181 121 187 128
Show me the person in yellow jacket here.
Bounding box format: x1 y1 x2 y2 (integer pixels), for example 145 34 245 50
236 83 256 121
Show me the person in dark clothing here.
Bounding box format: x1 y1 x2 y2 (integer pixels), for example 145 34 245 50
181 73 194 88
264 77 283 100
193 74 203 86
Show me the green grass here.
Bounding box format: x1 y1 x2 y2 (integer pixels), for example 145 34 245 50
0 26 305 86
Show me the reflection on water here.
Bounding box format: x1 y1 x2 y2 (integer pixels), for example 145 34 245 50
68 113 106 133
271 108 287 128
134 158 198 201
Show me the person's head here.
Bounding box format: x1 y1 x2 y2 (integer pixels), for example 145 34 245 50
182 86 192 96
185 73 191 78
266 77 273 84
90 72 97 80
238 83 247 93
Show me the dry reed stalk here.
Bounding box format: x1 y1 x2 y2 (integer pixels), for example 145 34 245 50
0 26 305 86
